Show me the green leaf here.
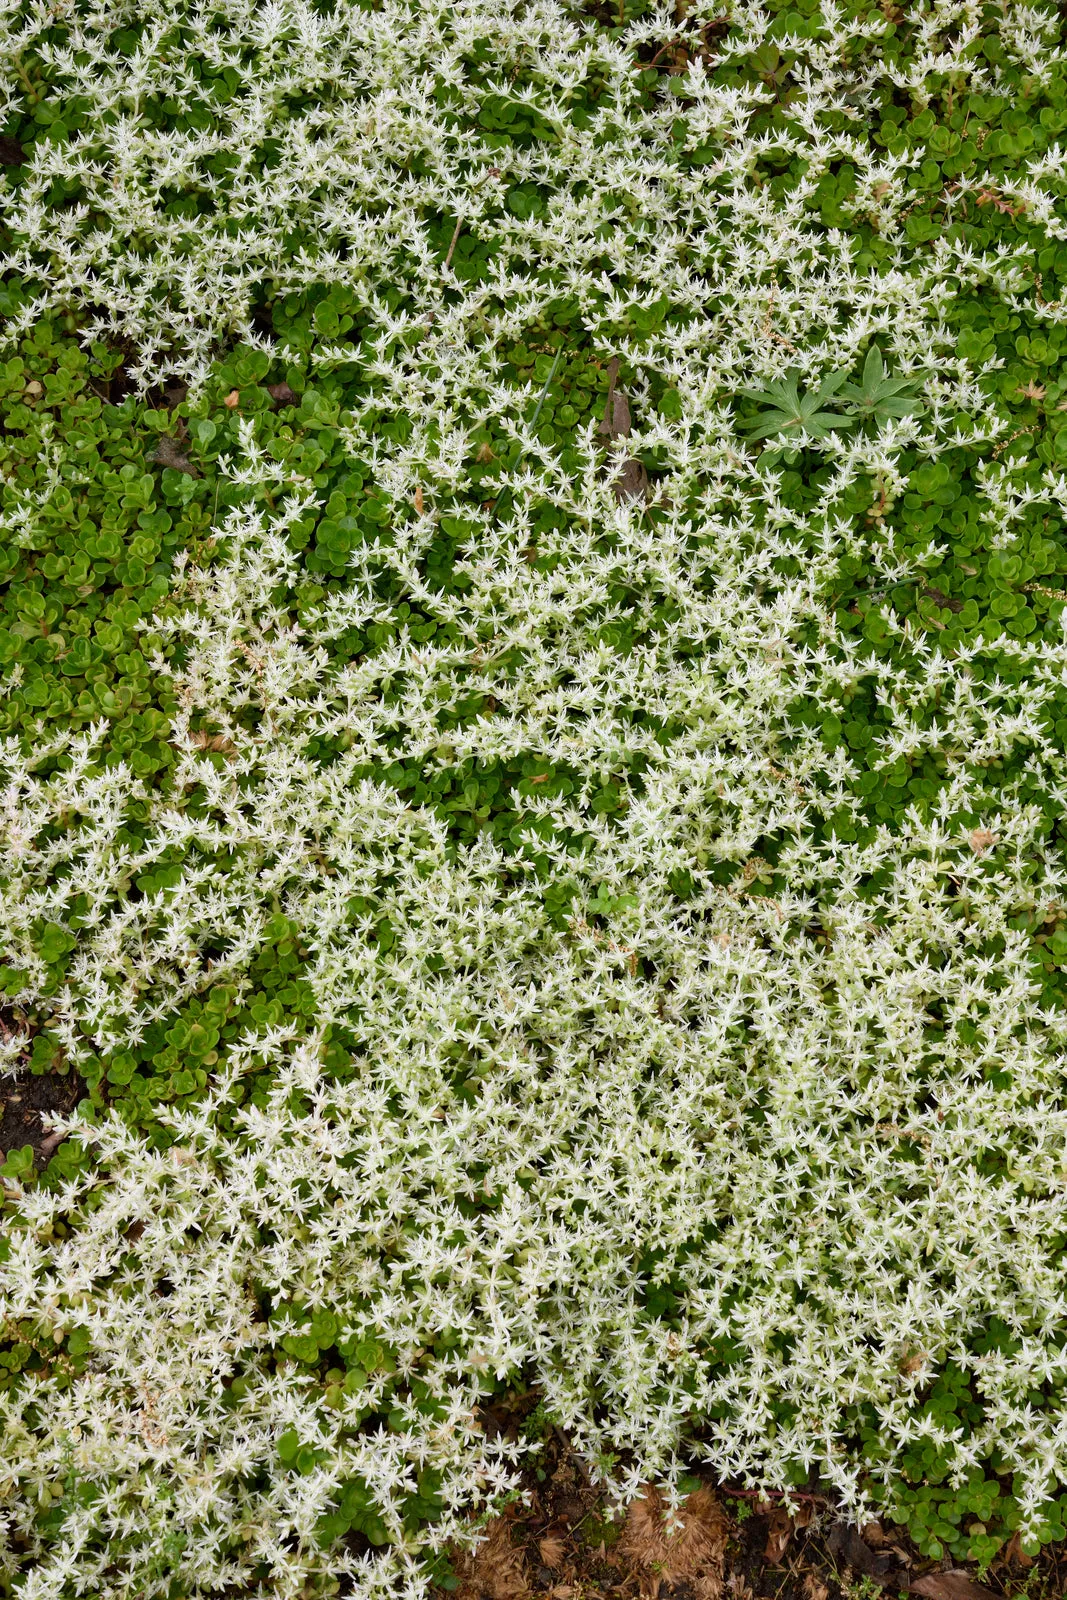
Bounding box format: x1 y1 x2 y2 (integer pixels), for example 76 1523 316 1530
282 1333 320 1364
735 369 856 442
36 922 76 964
838 346 926 424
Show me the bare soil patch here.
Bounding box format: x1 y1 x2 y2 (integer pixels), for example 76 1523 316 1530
447 1410 1063 1600
0 1053 85 1169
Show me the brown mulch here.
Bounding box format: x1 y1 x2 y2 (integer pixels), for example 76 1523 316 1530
445 1405 1063 1600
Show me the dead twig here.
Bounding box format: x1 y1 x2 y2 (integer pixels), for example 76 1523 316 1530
443 216 464 272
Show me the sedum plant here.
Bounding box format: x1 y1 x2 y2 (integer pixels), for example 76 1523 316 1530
1 0 1067 1597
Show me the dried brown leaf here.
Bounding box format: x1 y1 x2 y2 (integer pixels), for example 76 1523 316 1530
151 435 199 477
921 585 964 615
597 358 627 440
968 829 998 856
909 1572 998 1600
594 356 651 505
599 388 632 440
763 1508 793 1564
1002 1531 1034 1568
614 457 651 506
190 731 237 755
826 1521 893 1578
36 1128 65 1160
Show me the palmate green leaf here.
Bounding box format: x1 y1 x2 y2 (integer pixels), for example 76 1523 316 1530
838 345 926 423
735 368 856 442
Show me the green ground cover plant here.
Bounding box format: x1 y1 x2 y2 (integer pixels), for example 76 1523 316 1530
3 0 1067 1595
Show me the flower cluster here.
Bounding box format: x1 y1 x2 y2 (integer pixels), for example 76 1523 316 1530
2 0 1067 1595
